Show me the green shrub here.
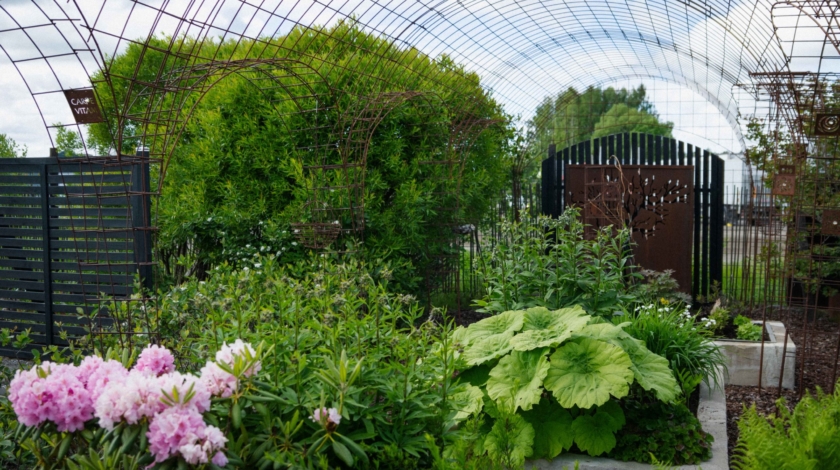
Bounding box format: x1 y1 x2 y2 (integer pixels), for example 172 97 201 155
734 383 840 469
609 394 713 465
619 302 726 395
450 306 680 464
474 209 639 317
734 315 762 341
69 254 476 469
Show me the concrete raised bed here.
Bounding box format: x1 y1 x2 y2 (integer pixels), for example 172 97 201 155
527 367 728 470
714 321 796 389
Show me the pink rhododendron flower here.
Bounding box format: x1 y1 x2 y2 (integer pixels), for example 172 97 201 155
215 340 261 377
8 362 94 432
134 345 175 377
83 359 129 402
310 407 341 426
146 407 227 464
94 370 166 430
199 361 238 398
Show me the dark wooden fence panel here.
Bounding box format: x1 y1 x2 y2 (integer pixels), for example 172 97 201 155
542 133 724 299
0 158 151 358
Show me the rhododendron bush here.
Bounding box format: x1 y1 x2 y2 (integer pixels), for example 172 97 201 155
0 257 479 469
7 341 261 469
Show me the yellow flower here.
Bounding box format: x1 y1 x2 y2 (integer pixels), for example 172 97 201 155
659 297 669 305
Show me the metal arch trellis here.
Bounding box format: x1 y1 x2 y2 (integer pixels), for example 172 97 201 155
0 0 838 394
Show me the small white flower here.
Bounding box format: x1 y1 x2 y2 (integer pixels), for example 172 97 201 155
291 242 297 246
254 263 262 268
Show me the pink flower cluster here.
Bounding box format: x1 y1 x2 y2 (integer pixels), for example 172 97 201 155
147 407 227 466
8 355 130 432
134 344 176 376
8 341 260 467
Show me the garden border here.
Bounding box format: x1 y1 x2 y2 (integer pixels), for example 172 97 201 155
527 366 728 470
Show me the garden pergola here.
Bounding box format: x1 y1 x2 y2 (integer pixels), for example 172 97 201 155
1 1 839 394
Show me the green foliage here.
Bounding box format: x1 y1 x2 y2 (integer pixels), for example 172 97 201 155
620 303 726 395
634 269 692 306
452 306 678 460
591 104 674 139
54 126 84 156
474 208 639 317
73 254 474 469
87 22 512 294
609 394 713 465
545 337 634 409
527 85 672 153
734 383 840 470
0 133 27 157
483 413 534 468
707 306 730 336
734 315 762 341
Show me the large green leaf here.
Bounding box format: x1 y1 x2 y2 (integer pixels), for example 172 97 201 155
624 345 679 403
484 413 535 466
571 411 619 456
522 400 574 459
448 384 485 422
462 331 515 366
595 400 625 432
486 348 550 412
574 322 627 341
544 338 634 409
460 310 524 345
509 306 590 351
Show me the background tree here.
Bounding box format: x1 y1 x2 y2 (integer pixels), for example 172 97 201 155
0 134 27 158
528 85 672 158
54 126 84 156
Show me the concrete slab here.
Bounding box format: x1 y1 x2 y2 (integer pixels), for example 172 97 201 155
715 321 795 389
526 367 728 470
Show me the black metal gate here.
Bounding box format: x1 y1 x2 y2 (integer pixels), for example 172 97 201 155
541 133 724 299
0 157 151 358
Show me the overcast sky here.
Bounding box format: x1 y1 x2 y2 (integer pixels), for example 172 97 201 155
0 0 831 160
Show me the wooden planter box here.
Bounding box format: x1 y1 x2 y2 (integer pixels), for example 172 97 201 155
714 321 795 390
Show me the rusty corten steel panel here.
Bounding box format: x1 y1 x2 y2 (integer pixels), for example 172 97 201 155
566 165 695 294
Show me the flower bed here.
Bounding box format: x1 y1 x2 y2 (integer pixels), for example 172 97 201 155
714 321 796 389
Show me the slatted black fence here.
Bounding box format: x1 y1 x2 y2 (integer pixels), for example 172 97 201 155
0 157 151 358
541 133 724 299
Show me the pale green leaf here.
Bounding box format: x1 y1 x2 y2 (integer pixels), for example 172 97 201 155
624 346 679 403
571 411 618 456
448 384 485 422
460 310 525 345
544 338 634 409
521 400 574 459
509 306 590 351
486 348 550 412
462 331 515 366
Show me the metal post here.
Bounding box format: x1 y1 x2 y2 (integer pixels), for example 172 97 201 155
131 155 153 291
40 164 53 346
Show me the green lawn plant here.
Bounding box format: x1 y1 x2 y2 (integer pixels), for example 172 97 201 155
474 208 639 317
450 305 680 465
734 381 840 470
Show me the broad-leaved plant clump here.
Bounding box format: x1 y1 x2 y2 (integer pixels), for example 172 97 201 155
449 306 680 465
